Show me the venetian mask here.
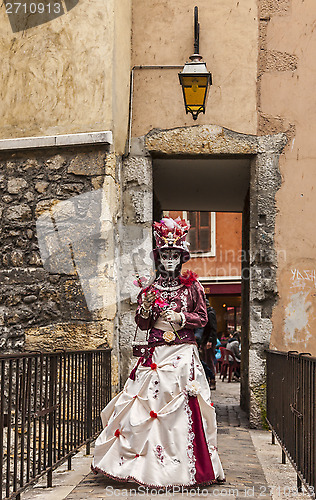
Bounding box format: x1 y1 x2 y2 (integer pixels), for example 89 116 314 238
159 250 181 273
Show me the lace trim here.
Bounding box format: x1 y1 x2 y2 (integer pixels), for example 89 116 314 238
184 395 196 485
91 464 222 488
189 351 195 381
154 282 182 291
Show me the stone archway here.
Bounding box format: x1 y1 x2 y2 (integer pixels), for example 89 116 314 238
119 124 286 428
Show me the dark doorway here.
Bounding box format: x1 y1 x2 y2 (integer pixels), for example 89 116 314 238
153 156 251 409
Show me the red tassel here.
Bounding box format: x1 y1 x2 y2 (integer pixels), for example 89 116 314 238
129 358 142 380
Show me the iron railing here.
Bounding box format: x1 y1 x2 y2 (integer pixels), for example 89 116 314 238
266 350 315 498
0 349 111 500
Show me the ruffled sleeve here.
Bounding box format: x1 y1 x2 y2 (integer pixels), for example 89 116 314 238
181 281 208 329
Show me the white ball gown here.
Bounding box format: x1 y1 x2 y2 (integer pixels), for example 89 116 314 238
92 275 225 487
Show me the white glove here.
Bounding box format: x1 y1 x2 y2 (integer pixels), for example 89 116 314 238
161 309 182 324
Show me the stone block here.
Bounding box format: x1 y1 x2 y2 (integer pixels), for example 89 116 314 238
129 137 148 157
35 181 49 193
123 156 152 187
24 320 110 351
248 347 266 386
123 188 152 224
11 250 24 267
5 204 32 222
119 310 138 348
68 151 107 176
46 155 65 170
62 279 92 321
249 316 272 344
35 199 59 217
23 295 37 304
105 152 117 179
111 354 119 389
7 178 28 194
0 268 46 285
24 192 35 202
145 125 260 156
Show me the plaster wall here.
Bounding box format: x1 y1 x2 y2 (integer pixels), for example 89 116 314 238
258 0 316 355
0 0 131 154
131 0 258 137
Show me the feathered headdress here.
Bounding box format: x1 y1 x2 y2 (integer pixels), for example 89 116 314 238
152 216 191 262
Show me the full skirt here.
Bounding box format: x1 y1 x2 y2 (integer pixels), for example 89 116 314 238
92 343 225 487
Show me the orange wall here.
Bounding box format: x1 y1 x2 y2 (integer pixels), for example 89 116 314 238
166 212 242 278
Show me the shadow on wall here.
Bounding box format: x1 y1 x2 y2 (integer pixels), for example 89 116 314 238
4 0 79 32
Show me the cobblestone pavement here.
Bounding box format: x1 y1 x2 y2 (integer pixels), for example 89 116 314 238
23 377 309 500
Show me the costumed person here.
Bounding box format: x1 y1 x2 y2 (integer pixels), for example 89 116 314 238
92 217 225 487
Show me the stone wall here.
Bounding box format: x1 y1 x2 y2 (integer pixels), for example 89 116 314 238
0 145 120 392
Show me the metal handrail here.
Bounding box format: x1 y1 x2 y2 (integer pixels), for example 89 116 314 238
266 349 315 499
0 349 111 500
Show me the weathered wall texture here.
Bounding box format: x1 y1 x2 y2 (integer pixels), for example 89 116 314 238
0 145 121 389
258 0 316 355
0 0 131 154
131 0 258 137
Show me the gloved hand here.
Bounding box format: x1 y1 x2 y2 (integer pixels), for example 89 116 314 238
142 290 156 310
160 308 182 324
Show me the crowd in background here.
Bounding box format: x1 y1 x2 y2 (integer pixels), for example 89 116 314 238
195 299 241 389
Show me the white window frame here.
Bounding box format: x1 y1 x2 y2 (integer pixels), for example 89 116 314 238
161 211 216 257
183 211 216 258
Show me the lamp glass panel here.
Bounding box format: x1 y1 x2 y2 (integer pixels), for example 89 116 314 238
181 75 209 87
183 86 207 107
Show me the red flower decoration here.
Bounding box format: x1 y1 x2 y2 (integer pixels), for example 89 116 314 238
179 270 198 287
154 297 169 308
114 429 121 437
135 454 140 458
211 403 214 407
150 363 157 370
150 411 158 419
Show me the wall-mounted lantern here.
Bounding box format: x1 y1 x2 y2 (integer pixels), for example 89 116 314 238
178 6 212 120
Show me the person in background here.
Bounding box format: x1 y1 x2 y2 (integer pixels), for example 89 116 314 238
226 331 241 380
214 337 222 365
197 299 218 390
220 331 232 347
